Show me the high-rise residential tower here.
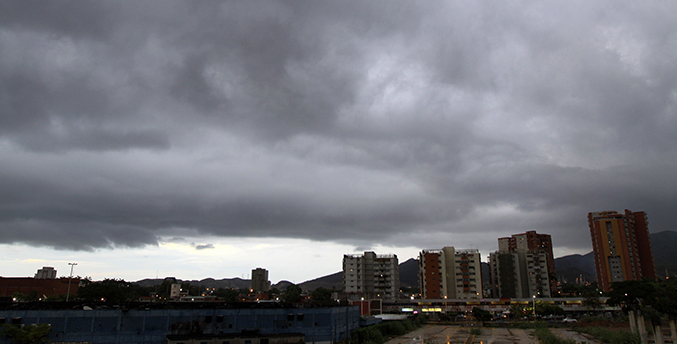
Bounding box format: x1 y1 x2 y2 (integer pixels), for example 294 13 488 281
498 231 557 294
588 210 656 291
419 247 482 299
489 231 556 298
343 252 399 299
250 268 271 292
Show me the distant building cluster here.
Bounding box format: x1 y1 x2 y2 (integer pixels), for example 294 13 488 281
0 209 663 344
1 209 659 305
341 209 658 301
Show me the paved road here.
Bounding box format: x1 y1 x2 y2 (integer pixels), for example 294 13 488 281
384 325 544 344
384 325 601 344
472 327 539 344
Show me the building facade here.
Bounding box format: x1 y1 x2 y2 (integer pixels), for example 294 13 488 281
497 231 557 294
0 268 80 299
0 304 359 344
342 252 399 300
251 268 271 292
418 247 482 300
588 210 657 291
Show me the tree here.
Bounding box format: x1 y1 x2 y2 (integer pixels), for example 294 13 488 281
180 282 204 296
284 284 303 303
311 287 332 301
1 324 50 344
535 302 564 316
472 307 492 326
606 279 660 342
77 278 138 302
215 288 241 302
508 304 525 319
268 287 281 300
155 277 178 299
652 280 677 341
606 280 657 310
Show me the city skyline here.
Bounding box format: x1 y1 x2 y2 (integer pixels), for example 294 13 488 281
2 2 676 284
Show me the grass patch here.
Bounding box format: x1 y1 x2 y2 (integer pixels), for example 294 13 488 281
577 327 640 344
468 328 481 336
533 328 576 344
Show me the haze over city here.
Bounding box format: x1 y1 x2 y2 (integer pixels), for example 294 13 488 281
1 1 676 283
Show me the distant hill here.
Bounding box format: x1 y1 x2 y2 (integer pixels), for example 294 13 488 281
554 252 596 283
135 277 252 290
298 272 342 291
651 231 677 279
398 258 419 288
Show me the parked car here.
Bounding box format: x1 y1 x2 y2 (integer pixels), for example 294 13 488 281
562 317 578 323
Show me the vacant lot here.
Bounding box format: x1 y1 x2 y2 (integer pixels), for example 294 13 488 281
384 324 599 344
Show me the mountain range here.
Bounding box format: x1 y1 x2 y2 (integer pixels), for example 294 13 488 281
134 231 676 291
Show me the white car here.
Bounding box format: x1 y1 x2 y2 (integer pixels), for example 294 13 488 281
562 317 577 323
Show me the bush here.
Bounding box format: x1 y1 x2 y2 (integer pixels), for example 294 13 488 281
533 328 576 344
577 327 640 344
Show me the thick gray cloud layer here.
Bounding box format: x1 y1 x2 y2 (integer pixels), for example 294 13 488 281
1 1 676 253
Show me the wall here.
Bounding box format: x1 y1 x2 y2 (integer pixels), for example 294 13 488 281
0 305 360 344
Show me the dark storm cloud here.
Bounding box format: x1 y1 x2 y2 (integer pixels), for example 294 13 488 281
1 1 676 254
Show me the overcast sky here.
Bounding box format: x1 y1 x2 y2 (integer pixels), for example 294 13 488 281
1 1 676 283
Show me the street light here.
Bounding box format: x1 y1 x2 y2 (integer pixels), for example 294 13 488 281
532 295 536 318
66 263 77 302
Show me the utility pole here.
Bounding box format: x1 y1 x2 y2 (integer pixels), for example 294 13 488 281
66 263 77 302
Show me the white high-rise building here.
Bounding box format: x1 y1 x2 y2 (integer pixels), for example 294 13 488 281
343 252 399 300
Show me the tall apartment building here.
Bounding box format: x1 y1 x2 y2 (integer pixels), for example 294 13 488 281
343 252 399 299
251 268 271 292
419 247 482 299
34 267 57 279
588 210 656 291
489 249 551 298
498 231 557 294
489 231 556 298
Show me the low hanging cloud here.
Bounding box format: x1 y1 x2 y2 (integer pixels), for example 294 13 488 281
192 243 215 251
1 1 676 256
